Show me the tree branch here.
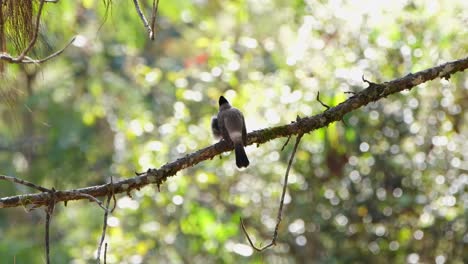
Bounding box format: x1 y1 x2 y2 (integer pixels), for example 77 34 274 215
0 174 51 192
0 36 76 64
150 0 160 40
241 132 303 251
0 57 467 209
132 0 153 39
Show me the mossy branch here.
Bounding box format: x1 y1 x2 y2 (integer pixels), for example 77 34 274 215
0 57 467 209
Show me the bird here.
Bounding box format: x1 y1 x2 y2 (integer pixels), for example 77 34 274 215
211 96 249 168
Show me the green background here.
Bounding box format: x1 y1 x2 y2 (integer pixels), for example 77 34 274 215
0 0 467 263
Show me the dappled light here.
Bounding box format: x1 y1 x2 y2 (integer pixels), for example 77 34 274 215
0 0 467 263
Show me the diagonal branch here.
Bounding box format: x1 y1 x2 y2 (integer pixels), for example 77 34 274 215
0 57 467 209
0 174 51 192
132 0 153 39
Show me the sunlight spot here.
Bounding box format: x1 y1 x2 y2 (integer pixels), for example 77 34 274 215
143 122 154 132
129 120 144 136
392 188 403 198
324 189 335 199
439 195 456 207
183 90 203 102
335 214 348 226
118 196 139 210
73 35 88 48
263 38 275 51
239 36 258 49
375 225 386 236
197 173 208 183
407 253 419 264
159 124 174 135
174 102 186 119
232 243 253 257
145 71 160 84
349 170 361 183
13 153 28 173
265 109 280 124
281 89 302 104
435 175 445 185
227 60 240 71
129 255 143 264
164 234 176 244
413 230 424 240
295 235 307 246
419 212 434 227
389 241 399 251
138 154 153 168
268 151 279 162
450 157 460 168
284 193 292 204
359 142 370 152
432 136 448 146
376 188 386 201
107 216 120 227
172 195 184 205
288 219 305 234
200 72 213 82
181 10 193 23
435 255 446 264
175 78 188 88
211 67 222 77
176 144 187 153
368 241 380 254
146 141 162 151
141 221 160 233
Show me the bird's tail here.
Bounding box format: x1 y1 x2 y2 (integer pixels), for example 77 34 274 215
235 143 249 168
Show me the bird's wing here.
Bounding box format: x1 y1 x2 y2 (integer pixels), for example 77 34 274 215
242 115 247 146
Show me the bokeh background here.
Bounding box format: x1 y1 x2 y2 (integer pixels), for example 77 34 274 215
0 0 467 263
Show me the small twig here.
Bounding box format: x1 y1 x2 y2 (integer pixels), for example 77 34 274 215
0 174 51 192
281 135 292 151
96 193 112 263
104 243 108 264
362 75 376 86
316 91 330 110
241 133 303 251
150 0 160 40
45 207 52 264
132 0 153 39
22 36 76 64
109 176 117 213
72 192 109 212
97 176 116 263
45 189 57 264
0 36 76 64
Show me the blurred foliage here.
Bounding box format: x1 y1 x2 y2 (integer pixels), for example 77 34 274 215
0 0 467 263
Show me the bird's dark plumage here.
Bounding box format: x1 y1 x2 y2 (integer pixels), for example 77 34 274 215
219 96 229 106
235 144 249 168
212 95 249 168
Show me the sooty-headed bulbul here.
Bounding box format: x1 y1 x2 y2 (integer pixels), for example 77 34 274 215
211 96 249 168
